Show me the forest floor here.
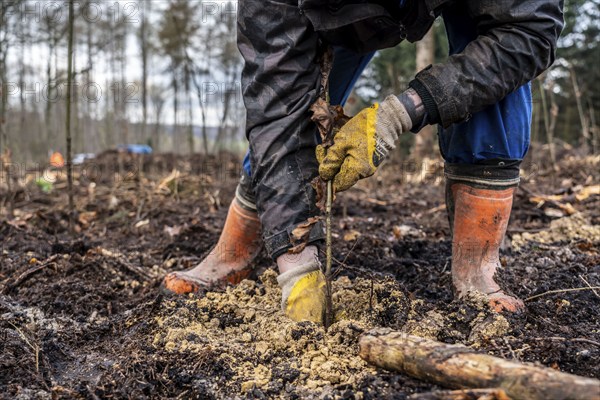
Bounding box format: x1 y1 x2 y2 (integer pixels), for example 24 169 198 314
1 150 599 399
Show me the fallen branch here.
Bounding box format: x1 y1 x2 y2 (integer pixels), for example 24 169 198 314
536 336 600 347
3 255 60 294
95 248 152 280
525 286 600 302
579 275 600 298
8 322 40 374
359 329 600 400
408 388 509 400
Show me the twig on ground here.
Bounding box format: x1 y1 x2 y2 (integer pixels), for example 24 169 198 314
578 275 599 298
536 336 600 347
324 180 333 330
8 322 40 373
525 286 600 302
331 238 361 279
97 248 153 280
3 255 60 293
136 197 146 221
503 337 518 361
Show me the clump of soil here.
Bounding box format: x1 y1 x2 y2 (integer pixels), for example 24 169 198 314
512 213 600 250
152 270 409 396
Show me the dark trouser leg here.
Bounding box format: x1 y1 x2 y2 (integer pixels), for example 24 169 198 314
238 0 373 260
238 0 324 259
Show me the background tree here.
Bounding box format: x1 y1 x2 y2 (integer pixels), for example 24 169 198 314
158 0 200 153
0 0 595 168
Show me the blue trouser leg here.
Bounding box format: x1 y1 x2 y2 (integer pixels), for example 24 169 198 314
242 47 375 177
439 6 531 167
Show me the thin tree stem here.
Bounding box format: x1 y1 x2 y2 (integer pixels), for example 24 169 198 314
325 180 333 329
66 0 75 227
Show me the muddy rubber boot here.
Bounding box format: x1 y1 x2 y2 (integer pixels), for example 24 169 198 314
447 182 524 313
161 197 262 295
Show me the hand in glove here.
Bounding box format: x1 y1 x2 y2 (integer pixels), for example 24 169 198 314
316 95 412 192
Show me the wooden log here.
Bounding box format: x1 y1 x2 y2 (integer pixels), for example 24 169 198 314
359 328 600 400
408 388 509 400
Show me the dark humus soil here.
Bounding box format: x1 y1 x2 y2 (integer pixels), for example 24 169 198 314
1 151 599 399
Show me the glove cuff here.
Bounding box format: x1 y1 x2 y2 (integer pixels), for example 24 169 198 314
376 95 413 148
277 260 321 311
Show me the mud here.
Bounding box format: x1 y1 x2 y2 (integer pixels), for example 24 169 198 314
1 151 598 399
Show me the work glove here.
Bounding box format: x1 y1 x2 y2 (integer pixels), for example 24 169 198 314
316 95 412 192
277 260 326 324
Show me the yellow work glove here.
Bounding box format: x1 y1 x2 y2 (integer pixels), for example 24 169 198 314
277 260 326 324
316 95 412 192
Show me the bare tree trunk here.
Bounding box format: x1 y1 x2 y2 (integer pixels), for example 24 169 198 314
360 329 600 400
548 81 558 151
119 29 128 146
200 100 208 155
172 74 179 153
413 28 436 162
0 4 10 172
194 74 209 155
538 78 557 171
45 42 55 150
18 24 26 148
185 67 194 154
85 4 94 153
66 0 75 223
73 49 81 154
140 1 149 145
151 89 165 152
104 78 111 149
569 65 590 154
588 102 598 154
213 67 234 153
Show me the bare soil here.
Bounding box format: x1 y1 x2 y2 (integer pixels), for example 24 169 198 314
1 150 599 399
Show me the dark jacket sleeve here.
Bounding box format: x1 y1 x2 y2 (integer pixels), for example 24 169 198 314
410 0 564 127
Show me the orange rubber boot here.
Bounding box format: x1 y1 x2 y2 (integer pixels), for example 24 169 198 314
449 183 524 313
161 198 262 295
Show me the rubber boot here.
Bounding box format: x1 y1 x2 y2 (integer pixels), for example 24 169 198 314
447 182 524 313
161 197 262 295
277 259 326 324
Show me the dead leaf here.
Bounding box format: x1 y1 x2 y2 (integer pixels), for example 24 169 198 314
544 208 564 218
393 225 422 239
78 211 97 228
134 219 149 228
575 185 600 201
343 230 361 241
560 202 578 215
108 195 119 210
156 169 181 195
289 217 322 254
163 225 183 237
312 176 328 211
310 97 335 144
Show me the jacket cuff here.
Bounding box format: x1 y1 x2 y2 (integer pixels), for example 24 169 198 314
409 77 441 126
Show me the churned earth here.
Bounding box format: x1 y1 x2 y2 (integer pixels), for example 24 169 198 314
1 150 598 399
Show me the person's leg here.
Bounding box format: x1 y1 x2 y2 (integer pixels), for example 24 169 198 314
274 46 375 322
162 45 373 298
440 6 530 312
161 163 263 295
